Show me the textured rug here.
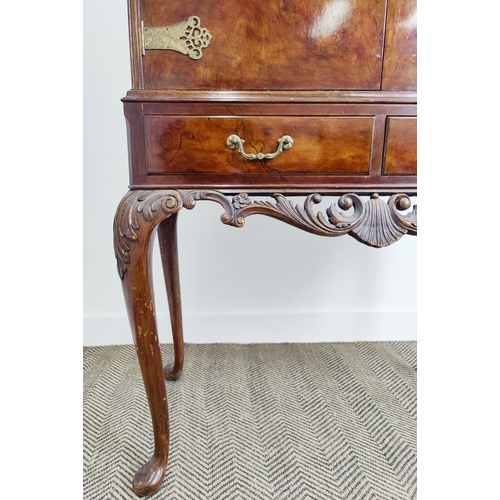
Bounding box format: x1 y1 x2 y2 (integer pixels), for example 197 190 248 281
83 342 417 499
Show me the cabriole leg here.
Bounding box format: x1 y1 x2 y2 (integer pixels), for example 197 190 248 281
121 232 169 495
113 190 184 496
158 213 185 380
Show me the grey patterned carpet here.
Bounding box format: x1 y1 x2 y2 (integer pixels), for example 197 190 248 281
83 342 417 499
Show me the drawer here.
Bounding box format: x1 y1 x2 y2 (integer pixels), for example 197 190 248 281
145 116 374 176
136 0 387 90
383 117 417 175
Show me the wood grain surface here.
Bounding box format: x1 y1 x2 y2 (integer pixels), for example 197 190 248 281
382 0 417 90
145 116 374 175
383 117 417 175
140 0 387 90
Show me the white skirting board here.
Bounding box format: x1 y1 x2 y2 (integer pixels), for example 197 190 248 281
83 310 417 346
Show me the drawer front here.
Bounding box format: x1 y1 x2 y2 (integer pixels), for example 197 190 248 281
145 116 374 176
125 101 417 192
383 117 417 175
138 0 386 90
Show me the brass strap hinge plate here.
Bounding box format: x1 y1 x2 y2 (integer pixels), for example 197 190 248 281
140 16 212 60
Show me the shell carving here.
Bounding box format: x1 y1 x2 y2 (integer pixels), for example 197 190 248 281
181 190 417 248
114 190 417 280
350 194 407 248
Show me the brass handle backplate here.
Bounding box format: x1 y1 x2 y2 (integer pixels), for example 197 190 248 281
226 134 294 160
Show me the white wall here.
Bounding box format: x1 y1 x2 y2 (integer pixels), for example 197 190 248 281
83 0 417 346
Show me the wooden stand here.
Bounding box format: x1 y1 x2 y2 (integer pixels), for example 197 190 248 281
113 189 416 496
113 0 417 494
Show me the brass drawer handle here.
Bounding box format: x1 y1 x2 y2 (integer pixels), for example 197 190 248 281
226 134 293 160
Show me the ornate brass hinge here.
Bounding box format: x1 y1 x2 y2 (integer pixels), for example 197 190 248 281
140 16 212 60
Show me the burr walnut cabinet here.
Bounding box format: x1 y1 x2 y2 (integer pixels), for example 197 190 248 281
113 0 417 495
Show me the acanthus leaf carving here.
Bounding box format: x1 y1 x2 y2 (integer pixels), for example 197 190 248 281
235 193 360 236
389 194 417 235
113 190 184 279
180 190 416 247
114 189 417 278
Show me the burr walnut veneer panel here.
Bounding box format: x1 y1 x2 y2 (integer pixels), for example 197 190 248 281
145 116 374 175
138 0 387 90
124 99 416 192
384 117 417 175
382 0 417 90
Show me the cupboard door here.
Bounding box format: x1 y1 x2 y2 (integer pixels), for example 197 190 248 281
139 0 387 90
382 0 417 90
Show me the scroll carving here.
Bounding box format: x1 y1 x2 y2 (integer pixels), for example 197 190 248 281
114 190 416 278
113 190 184 279
183 191 416 247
